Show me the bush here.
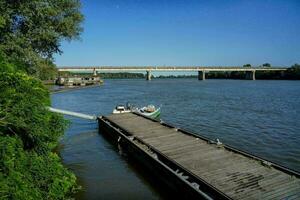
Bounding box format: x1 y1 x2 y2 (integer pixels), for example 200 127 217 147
0 69 77 199
262 63 271 67
243 64 251 67
286 64 300 80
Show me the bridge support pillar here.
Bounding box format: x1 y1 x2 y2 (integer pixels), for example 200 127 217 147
146 70 151 81
198 70 205 80
93 68 97 76
245 71 255 80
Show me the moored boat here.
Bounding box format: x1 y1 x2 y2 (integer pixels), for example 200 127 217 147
112 105 132 114
138 105 161 119
112 104 161 119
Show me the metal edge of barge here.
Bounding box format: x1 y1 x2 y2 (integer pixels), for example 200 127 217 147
97 112 300 199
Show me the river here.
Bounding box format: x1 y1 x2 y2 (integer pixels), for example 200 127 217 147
51 79 300 199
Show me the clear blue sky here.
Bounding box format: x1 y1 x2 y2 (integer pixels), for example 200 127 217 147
55 0 300 67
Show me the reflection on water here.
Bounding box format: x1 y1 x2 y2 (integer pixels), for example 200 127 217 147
52 79 300 199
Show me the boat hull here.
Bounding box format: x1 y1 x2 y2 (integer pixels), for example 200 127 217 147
138 107 161 119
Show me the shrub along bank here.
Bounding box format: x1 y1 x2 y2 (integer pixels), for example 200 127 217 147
0 0 83 198
0 61 77 199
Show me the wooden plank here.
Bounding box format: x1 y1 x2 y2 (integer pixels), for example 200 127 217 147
221 167 277 186
104 114 300 200
136 127 178 137
132 127 175 138
221 167 279 192
107 114 158 127
169 147 224 164
176 147 237 165
175 148 228 167
163 142 212 158
258 173 292 188
228 173 293 199
225 175 267 199
137 131 178 140
145 133 195 146
190 160 267 198
264 180 300 199
262 177 300 199
113 124 171 137
283 191 300 200
153 139 201 152
117 118 160 128
107 113 140 122
194 159 259 182
201 158 265 182
113 120 162 133
265 186 300 199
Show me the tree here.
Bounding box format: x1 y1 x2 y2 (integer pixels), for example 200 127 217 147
0 68 77 199
0 0 84 79
289 64 300 77
243 64 251 67
283 64 300 80
291 63 300 69
0 1 83 198
262 63 271 67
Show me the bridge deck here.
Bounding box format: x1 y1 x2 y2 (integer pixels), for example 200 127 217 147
101 113 300 199
58 66 287 72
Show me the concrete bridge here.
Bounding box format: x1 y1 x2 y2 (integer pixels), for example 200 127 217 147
57 66 288 80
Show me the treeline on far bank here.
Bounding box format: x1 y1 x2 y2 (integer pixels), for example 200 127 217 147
64 64 300 80
62 72 146 79
96 72 145 79
157 64 300 80
207 66 300 80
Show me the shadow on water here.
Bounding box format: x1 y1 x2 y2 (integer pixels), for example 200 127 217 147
98 128 180 200
58 126 174 200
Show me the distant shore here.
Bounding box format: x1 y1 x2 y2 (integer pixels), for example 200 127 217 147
49 84 102 94
61 67 300 80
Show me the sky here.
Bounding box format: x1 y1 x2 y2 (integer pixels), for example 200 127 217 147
54 0 300 67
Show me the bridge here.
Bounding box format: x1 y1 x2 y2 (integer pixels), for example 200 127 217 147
57 66 288 80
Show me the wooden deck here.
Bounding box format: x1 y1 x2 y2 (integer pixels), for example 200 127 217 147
101 113 300 199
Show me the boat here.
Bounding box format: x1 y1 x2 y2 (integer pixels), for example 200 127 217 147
138 105 161 119
112 105 132 114
112 104 161 119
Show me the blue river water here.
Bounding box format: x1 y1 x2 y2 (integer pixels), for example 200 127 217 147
51 79 300 199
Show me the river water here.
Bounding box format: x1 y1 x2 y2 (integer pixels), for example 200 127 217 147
51 79 300 199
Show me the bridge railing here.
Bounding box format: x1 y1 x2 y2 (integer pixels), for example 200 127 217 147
57 66 288 71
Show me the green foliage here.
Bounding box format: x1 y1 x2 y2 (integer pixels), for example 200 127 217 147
291 63 300 69
0 70 77 199
243 64 251 67
0 54 14 73
157 75 198 78
255 71 282 79
99 72 145 79
286 63 300 79
0 1 83 198
66 72 146 79
0 0 83 79
262 63 271 67
0 136 77 200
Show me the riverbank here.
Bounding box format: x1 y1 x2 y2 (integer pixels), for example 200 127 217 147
49 84 102 94
0 71 78 199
